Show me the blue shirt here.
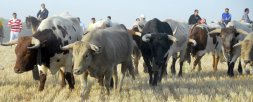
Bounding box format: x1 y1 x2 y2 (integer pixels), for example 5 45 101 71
222 12 231 24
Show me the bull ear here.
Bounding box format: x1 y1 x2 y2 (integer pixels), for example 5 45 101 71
168 35 177 43
89 43 101 54
1 39 18 46
233 41 242 48
209 29 221 36
142 34 152 42
236 29 249 35
61 43 75 50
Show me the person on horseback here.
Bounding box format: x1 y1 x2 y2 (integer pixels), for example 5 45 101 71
37 3 49 21
241 8 252 24
221 8 232 25
188 9 201 27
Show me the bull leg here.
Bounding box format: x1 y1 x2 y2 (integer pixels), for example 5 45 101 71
214 56 220 72
118 63 128 92
127 59 136 80
238 60 242 75
64 54 75 90
143 63 148 73
81 71 89 101
38 65 48 91
39 71 47 91
178 50 186 77
191 56 202 72
112 66 118 90
60 69 66 88
170 55 177 75
132 52 141 75
212 54 216 71
65 72 75 90
227 61 230 75
104 72 112 95
152 71 159 86
198 60 202 72
197 56 204 72
228 62 235 77
178 61 184 77
143 58 153 84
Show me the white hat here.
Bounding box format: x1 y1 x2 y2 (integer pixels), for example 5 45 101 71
140 14 145 18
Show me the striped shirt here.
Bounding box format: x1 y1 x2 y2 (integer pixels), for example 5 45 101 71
8 18 22 32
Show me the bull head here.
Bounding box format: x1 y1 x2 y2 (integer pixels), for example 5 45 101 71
142 34 177 43
62 42 100 53
62 41 100 75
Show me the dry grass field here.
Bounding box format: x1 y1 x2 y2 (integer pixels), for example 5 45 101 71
0 46 253 102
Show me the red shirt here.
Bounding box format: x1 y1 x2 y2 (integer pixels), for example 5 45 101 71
8 18 22 32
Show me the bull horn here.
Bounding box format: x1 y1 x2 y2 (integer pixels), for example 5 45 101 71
189 39 197 46
173 26 178 35
168 35 177 43
1 39 18 46
134 32 142 36
61 43 75 50
233 41 242 48
142 34 152 42
236 29 249 35
209 29 221 35
27 37 40 49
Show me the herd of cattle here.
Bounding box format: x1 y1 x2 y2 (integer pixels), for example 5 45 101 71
1 14 253 99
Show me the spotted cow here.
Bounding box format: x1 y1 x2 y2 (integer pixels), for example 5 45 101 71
1 16 82 91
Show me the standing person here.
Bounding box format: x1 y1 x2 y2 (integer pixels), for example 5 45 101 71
188 9 201 26
77 17 86 33
241 8 253 24
8 13 22 41
37 3 49 21
221 8 232 25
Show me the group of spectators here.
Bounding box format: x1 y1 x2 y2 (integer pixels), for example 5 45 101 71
188 8 252 27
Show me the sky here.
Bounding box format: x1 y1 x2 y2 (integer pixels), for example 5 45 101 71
1 0 253 28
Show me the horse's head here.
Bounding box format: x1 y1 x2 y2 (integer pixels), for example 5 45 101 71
25 16 40 30
25 16 32 29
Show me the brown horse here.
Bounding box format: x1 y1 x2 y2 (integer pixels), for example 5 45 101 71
25 16 40 34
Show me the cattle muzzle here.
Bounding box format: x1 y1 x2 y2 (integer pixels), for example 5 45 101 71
73 68 84 75
14 68 24 74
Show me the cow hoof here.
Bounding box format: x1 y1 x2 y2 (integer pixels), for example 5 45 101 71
178 74 182 77
228 73 234 77
151 82 158 86
246 70 250 75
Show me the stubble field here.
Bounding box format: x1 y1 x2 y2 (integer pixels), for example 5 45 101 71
0 46 253 102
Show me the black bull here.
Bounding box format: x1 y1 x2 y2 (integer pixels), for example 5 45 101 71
140 18 174 86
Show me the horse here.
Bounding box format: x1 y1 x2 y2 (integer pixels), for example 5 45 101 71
25 16 40 34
